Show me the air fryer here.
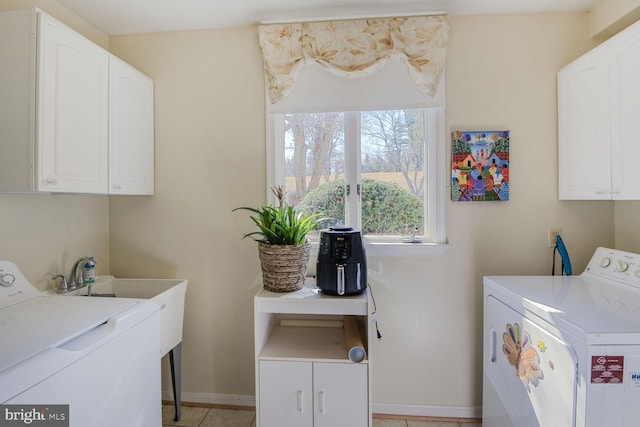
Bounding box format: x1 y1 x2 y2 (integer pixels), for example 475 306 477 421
316 226 367 296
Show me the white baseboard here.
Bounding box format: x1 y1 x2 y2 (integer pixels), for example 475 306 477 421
163 391 481 420
372 402 481 419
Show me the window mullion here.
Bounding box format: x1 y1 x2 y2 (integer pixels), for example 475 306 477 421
432 108 446 243
344 111 361 229
424 109 434 240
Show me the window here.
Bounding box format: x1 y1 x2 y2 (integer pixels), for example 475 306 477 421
268 107 447 255
258 17 451 255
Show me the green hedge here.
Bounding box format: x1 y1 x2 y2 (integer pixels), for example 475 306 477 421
297 178 423 233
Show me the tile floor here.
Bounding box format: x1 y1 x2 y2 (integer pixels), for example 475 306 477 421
161 404 482 427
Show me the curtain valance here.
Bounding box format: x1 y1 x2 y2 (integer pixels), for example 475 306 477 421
258 16 450 105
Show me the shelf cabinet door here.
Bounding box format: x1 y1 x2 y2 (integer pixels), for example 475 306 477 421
609 20 640 199
259 360 368 427
37 12 109 193
314 362 368 427
557 43 611 200
259 361 313 427
109 55 155 195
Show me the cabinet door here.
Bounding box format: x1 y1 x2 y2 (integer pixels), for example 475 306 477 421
259 361 313 427
609 20 640 199
37 13 109 193
557 43 611 200
109 56 155 195
314 363 368 427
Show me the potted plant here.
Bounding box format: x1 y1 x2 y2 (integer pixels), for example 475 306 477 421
234 186 319 292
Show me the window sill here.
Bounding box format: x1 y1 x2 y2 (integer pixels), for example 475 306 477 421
309 240 450 259
364 241 450 258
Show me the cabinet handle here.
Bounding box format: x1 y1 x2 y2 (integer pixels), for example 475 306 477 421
319 391 325 414
297 390 303 413
45 178 57 185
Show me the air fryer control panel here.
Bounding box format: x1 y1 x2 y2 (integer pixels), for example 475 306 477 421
333 236 351 261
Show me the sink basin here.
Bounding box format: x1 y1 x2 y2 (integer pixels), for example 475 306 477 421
56 275 188 421
63 276 188 357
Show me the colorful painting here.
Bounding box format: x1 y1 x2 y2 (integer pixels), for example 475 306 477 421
451 131 510 201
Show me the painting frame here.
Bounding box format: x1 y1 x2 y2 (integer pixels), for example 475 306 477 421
451 130 510 202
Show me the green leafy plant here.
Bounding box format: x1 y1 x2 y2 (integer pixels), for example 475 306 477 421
234 186 319 246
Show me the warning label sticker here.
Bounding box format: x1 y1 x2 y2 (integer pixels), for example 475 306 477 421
591 356 624 384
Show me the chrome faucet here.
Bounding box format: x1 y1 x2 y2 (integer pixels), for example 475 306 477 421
52 274 69 294
68 256 92 290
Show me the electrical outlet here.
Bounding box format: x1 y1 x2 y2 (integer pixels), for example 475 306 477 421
548 228 562 248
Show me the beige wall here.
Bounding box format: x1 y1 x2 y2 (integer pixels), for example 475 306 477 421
590 0 640 38
0 0 109 48
615 202 640 253
108 27 266 399
108 12 615 415
0 1 110 288
372 12 612 412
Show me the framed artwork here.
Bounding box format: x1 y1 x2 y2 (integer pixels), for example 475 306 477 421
451 130 510 202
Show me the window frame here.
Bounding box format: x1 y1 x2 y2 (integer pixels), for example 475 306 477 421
266 106 449 258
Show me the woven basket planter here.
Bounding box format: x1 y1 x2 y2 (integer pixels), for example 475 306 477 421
258 241 311 292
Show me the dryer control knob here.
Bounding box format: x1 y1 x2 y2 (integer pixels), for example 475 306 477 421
600 257 611 268
0 273 15 286
617 260 629 272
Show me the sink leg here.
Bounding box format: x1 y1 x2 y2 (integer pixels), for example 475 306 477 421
169 342 182 421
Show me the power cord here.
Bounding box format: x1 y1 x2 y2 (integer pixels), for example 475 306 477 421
552 244 562 275
367 282 382 340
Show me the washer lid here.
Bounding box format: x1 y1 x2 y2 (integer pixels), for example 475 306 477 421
484 274 640 344
0 295 138 373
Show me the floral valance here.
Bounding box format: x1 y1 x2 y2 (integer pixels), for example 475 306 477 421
258 16 450 105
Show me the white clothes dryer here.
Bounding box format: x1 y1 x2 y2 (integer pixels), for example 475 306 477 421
483 247 640 426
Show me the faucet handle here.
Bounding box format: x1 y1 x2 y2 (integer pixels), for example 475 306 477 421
52 274 69 293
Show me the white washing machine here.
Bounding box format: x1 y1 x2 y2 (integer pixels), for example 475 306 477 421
483 247 640 427
0 260 161 426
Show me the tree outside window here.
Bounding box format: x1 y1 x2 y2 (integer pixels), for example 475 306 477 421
280 109 432 238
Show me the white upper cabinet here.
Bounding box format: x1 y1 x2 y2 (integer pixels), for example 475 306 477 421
0 8 154 195
38 12 109 194
609 22 640 199
558 44 610 199
558 18 640 200
109 56 155 195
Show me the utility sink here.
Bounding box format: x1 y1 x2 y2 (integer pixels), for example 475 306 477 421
65 276 188 357
61 276 188 421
